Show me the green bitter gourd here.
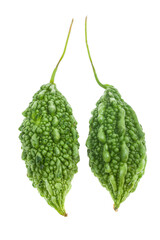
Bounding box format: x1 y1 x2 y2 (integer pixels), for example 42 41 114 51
85 17 147 211
19 19 80 216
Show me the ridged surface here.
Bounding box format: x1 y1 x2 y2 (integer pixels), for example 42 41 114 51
19 83 80 216
86 86 147 210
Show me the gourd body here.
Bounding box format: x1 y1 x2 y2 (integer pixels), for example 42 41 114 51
19 83 79 216
86 85 147 210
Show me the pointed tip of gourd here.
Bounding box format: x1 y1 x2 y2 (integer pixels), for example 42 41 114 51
58 210 68 217
113 204 118 212
64 212 68 217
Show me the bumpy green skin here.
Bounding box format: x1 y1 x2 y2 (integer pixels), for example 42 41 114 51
86 86 147 210
19 83 79 216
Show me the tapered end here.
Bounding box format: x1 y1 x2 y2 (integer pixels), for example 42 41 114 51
113 204 118 212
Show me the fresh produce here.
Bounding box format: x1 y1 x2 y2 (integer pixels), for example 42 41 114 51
85 17 147 211
19 19 80 216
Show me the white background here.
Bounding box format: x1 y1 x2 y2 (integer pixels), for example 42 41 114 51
0 0 160 239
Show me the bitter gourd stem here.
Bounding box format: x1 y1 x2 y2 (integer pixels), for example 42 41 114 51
50 19 74 84
85 17 109 89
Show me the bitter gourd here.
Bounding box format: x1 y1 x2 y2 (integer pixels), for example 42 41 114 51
85 17 147 211
19 19 80 216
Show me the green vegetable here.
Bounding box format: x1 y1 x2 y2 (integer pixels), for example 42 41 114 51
19 19 80 216
85 17 147 211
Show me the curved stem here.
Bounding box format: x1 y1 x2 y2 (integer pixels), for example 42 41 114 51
50 19 74 84
85 17 109 89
